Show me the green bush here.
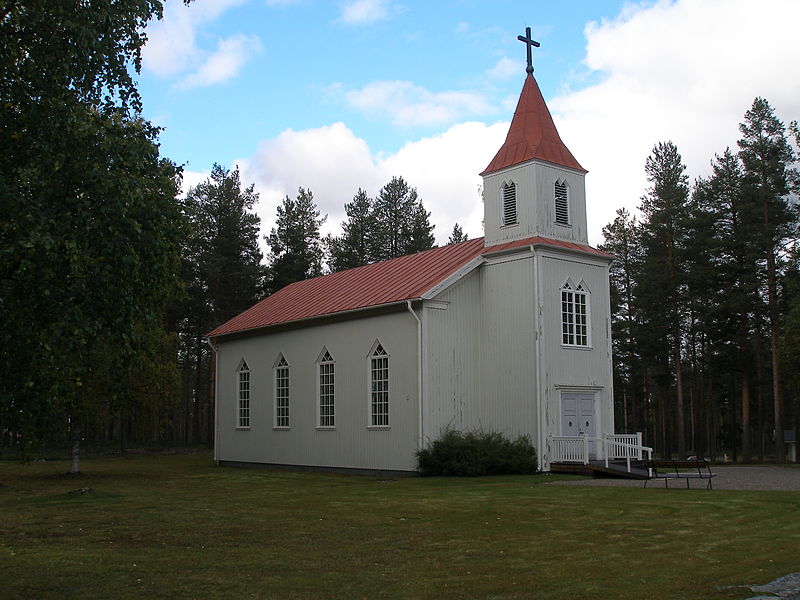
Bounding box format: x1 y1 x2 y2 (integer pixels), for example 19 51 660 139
416 429 538 476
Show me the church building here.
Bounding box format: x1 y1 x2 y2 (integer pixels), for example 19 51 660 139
207 30 630 472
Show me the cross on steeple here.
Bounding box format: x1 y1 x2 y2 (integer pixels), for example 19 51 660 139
517 26 540 75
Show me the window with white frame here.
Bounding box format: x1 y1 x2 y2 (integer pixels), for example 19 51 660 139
501 181 517 226
561 282 589 347
554 180 569 226
237 360 251 428
370 343 389 427
274 355 290 428
318 350 335 428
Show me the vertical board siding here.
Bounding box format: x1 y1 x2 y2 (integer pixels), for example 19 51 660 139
424 258 539 448
537 252 614 464
483 161 587 247
215 310 419 471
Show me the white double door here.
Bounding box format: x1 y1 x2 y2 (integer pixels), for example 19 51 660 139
561 393 597 456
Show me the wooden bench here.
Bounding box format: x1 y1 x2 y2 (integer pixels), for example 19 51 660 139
643 459 716 490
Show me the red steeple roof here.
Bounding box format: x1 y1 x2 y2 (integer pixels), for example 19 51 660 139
481 74 586 176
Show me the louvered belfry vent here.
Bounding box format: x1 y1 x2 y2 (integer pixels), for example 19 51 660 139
554 180 569 226
502 182 517 226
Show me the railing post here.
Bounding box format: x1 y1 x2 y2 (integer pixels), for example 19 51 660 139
636 432 643 460
583 436 589 465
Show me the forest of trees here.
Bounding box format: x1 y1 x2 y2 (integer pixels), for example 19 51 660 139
600 99 800 462
2 3 798 467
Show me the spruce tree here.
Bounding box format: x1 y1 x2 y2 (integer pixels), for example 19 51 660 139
406 201 436 255
738 97 799 462
329 189 374 272
267 187 326 293
448 223 469 244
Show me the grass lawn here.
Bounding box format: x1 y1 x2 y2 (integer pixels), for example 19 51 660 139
1 453 798 599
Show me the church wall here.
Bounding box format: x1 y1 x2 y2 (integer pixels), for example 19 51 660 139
422 271 482 441
535 250 615 466
423 255 539 450
482 161 587 247
214 310 419 472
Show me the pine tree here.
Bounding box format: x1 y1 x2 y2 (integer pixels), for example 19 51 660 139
600 208 642 434
267 187 326 293
638 141 691 458
370 176 435 261
329 189 374 272
691 149 762 461
738 97 799 462
180 164 263 444
406 201 436 254
448 223 469 244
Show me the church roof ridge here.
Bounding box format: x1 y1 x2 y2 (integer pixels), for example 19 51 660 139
480 74 586 176
206 235 609 339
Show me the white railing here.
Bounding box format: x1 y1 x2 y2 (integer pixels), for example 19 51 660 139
606 433 644 460
548 433 652 473
550 436 591 464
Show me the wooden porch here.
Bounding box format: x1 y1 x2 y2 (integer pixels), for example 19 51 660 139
547 433 652 480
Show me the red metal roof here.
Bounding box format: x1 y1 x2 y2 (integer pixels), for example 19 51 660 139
207 236 610 338
480 74 586 176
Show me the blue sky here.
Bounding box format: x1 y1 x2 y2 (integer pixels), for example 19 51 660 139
138 0 800 247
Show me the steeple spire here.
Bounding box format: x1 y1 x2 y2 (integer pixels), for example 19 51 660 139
480 54 586 176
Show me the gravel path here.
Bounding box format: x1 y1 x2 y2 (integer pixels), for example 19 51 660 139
550 465 800 491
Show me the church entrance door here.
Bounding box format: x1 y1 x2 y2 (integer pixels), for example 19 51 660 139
561 393 597 457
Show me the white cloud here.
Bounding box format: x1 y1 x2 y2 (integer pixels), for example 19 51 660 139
550 0 800 243
341 80 494 126
485 57 520 81
178 34 262 90
179 169 213 197
142 0 258 89
337 0 400 25
240 121 506 250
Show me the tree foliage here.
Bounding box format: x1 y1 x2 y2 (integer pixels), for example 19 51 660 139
604 99 799 463
328 189 374 272
370 176 435 261
0 1 188 466
267 188 326 293
329 177 436 272
447 223 469 245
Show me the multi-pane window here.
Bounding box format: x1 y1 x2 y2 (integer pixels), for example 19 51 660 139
318 350 335 428
502 181 517 226
237 360 251 428
554 180 569 226
370 343 389 427
561 282 588 346
275 356 290 428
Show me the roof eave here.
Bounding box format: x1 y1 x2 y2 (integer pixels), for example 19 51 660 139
205 299 416 342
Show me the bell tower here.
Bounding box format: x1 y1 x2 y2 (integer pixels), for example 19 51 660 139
481 28 589 247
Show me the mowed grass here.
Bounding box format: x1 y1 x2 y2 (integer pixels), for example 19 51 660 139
1 454 798 599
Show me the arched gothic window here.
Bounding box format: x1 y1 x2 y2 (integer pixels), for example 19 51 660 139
318 349 335 428
237 359 251 428
369 343 389 427
274 355 290 428
561 282 589 347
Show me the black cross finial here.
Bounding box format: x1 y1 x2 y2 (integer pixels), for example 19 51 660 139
517 26 540 75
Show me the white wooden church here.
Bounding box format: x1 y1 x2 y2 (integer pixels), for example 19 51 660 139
207 33 643 472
